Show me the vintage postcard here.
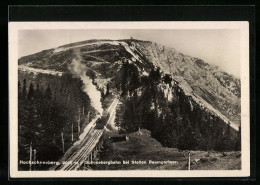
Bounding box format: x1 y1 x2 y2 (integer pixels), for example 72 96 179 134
9 22 250 178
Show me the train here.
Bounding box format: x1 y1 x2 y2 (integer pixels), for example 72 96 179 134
95 113 110 129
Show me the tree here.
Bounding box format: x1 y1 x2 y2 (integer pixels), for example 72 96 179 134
129 65 141 91
234 126 241 151
149 68 161 83
163 74 172 84
22 79 27 99
178 124 198 150
85 69 96 82
27 83 34 100
45 84 52 100
121 61 130 94
18 81 22 98
217 122 232 151
106 83 110 96
18 74 95 170
35 84 41 99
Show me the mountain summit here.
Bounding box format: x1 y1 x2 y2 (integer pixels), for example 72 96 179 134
19 39 241 129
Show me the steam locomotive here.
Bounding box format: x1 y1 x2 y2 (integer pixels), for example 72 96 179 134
95 113 110 129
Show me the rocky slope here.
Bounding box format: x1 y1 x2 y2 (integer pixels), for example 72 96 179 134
18 39 241 129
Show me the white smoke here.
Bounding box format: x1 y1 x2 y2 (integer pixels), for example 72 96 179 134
68 57 103 115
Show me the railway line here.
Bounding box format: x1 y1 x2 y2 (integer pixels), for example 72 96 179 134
56 98 119 171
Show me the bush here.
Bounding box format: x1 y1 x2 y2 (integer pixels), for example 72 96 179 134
222 152 228 157
210 157 218 161
200 158 209 163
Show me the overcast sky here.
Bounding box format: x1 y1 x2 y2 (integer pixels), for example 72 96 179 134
19 29 240 77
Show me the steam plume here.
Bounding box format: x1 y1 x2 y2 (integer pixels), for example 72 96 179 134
68 57 103 115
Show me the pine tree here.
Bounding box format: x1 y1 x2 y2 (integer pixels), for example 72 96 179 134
149 68 161 83
27 83 34 100
121 61 129 94
163 74 172 84
18 81 22 98
35 84 41 99
179 123 199 150
45 84 52 100
85 69 96 83
22 79 27 99
234 126 241 151
221 122 232 151
106 83 110 96
128 64 140 91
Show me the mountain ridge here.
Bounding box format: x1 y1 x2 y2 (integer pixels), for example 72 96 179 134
18 39 241 129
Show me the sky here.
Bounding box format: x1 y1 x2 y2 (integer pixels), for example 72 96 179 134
19 29 240 77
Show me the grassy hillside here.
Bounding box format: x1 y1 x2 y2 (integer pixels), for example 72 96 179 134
92 129 241 170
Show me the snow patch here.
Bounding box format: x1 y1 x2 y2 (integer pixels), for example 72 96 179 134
142 70 149 76
53 41 120 53
19 65 63 76
119 42 142 63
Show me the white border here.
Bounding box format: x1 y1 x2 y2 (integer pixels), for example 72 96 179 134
9 22 250 178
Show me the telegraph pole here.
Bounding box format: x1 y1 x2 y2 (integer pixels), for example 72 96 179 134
29 142 32 171
71 122 74 141
78 107 81 137
188 151 191 170
33 149 36 171
61 132 64 153
87 111 90 123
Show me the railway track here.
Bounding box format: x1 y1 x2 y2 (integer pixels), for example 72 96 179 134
58 129 103 171
56 98 119 171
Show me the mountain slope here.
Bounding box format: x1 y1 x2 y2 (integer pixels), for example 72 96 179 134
19 39 241 129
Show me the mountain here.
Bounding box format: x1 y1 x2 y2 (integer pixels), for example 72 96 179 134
18 39 241 130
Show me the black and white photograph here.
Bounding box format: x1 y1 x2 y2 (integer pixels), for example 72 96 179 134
9 22 250 177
